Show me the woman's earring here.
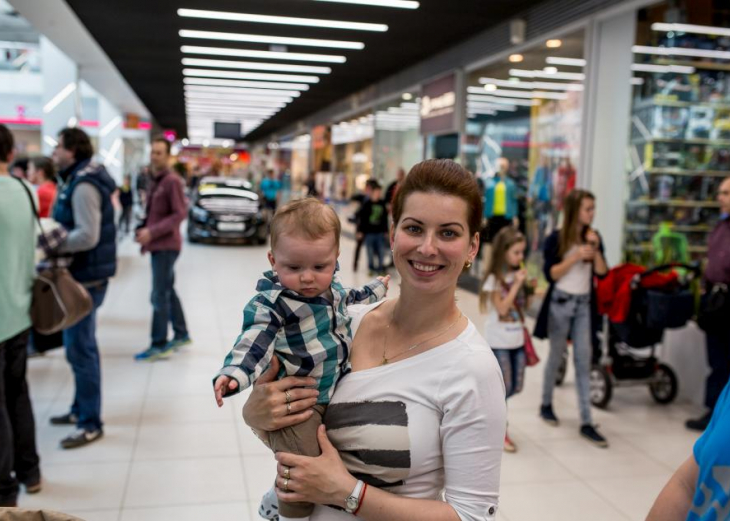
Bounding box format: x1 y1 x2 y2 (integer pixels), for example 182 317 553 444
464 259 473 269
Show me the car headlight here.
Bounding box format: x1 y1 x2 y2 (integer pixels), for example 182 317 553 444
191 206 208 221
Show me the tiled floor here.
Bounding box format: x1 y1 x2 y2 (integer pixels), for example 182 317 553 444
18 235 702 521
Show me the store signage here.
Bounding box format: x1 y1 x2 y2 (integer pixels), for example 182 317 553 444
421 72 458 135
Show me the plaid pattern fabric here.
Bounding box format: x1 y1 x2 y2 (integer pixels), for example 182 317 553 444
217 270 387 404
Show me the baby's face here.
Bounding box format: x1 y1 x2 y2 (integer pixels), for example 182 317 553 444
268 233 339 297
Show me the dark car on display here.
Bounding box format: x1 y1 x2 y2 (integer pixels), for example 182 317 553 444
187 177 268 244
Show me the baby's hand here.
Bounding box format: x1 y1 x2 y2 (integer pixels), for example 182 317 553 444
213 375 239 407
377 274 391 290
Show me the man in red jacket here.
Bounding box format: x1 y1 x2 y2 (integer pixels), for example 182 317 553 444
134 137 191 361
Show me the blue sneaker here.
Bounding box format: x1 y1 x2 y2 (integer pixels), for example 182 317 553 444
134 347 164 361
167 336 192 350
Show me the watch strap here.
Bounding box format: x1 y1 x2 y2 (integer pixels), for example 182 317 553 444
345 480 365 513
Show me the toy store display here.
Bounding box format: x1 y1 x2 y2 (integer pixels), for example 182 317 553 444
624 27 728 265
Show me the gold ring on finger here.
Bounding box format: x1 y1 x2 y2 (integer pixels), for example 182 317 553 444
283 478 289 492
283 467 290 480
285 390 292 404
286 402 292 415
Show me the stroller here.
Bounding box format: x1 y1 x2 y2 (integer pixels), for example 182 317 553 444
556 263 701 409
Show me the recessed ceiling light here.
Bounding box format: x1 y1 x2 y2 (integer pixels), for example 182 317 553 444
546 39 562 48
402 92 413 100
183 77 310 91
543 66 558 74
546 57 586 67
181 58 331 74
484 84 498 92
179 29 365 50
181 45 345 64
177 8 388 32
186 100 287 109
466 91 539 106
313 0 418 8
478 77 583 91
508 54 524 63
183 68 319 84
475 88 568 100
184 85 301 97
181 138 190 146
651 22 730 38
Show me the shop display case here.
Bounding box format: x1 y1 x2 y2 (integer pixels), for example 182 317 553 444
624 31 729 264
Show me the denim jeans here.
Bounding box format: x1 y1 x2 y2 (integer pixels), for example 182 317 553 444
151 251 188 348
493 348 526 398
0 329 40 504
705 326 730 410
64 282 107 431
542 288 593 425
364 233 387 272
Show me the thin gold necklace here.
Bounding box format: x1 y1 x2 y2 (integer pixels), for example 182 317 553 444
381 305 463 366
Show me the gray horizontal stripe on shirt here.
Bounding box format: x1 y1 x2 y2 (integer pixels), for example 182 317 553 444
342 449 411 469
325 401 408 429
353 473 405 489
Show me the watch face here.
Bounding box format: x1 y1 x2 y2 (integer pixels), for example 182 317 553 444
346 497 358 511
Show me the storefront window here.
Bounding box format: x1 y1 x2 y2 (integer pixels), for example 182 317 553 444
625 2 730 265
464 29 586 281
373 95 423 183
331 114 374 201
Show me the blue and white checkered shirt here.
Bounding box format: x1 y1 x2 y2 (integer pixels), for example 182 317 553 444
216 269 387 404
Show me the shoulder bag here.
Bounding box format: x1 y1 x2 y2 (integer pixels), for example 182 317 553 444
15 177 93 335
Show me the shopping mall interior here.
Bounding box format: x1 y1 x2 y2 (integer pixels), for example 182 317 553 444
1 0 729 520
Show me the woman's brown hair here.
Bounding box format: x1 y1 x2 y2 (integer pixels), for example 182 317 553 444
479 226 526 313
391 159 483 236
559 189 595 257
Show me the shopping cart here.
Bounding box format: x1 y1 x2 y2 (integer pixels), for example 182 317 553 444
587 262 701 408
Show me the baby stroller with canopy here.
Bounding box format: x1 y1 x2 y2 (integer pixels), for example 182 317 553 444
585 262 701 408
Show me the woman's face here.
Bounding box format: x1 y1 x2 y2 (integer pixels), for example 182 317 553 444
391 192 479 295
27 162 40 185
578 197 595 227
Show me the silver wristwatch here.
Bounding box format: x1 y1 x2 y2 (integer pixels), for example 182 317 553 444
345 480 365 514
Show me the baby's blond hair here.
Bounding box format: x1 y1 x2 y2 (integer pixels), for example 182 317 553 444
269 198 341 251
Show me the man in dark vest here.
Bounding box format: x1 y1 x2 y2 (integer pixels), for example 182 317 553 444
50 127 117 449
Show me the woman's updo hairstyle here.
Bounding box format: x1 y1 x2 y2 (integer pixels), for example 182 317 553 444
391 159 483 236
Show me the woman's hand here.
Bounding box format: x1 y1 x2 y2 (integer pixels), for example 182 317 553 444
275 425 358 507
242 357 320 432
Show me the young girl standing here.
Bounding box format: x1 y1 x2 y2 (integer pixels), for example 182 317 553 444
480 226 529 453
534 189 609 448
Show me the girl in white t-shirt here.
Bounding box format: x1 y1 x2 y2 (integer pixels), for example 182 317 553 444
480 227 529 453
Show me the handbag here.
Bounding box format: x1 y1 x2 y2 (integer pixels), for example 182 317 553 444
697 283 729 333
15 177 93 335
503 280 540 367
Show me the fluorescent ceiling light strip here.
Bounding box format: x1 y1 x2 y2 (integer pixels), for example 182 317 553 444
468 102 517 111
183 68 319 83
179 29 364 50
478 77 583 91
313 0 418 9
182 58 331 74
186 101 285 109
182 45 345 64
100 116 122 137
184 85 301 97
545 57 586 67
43 82 76 114
651 22 730 38
466 91 535 106
185 93 293 104
177 8 388 32
183 77 310 91
186 108 278 115
509 69 585 81
631 63 695 74
632 45 730 61
486 88 567 100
